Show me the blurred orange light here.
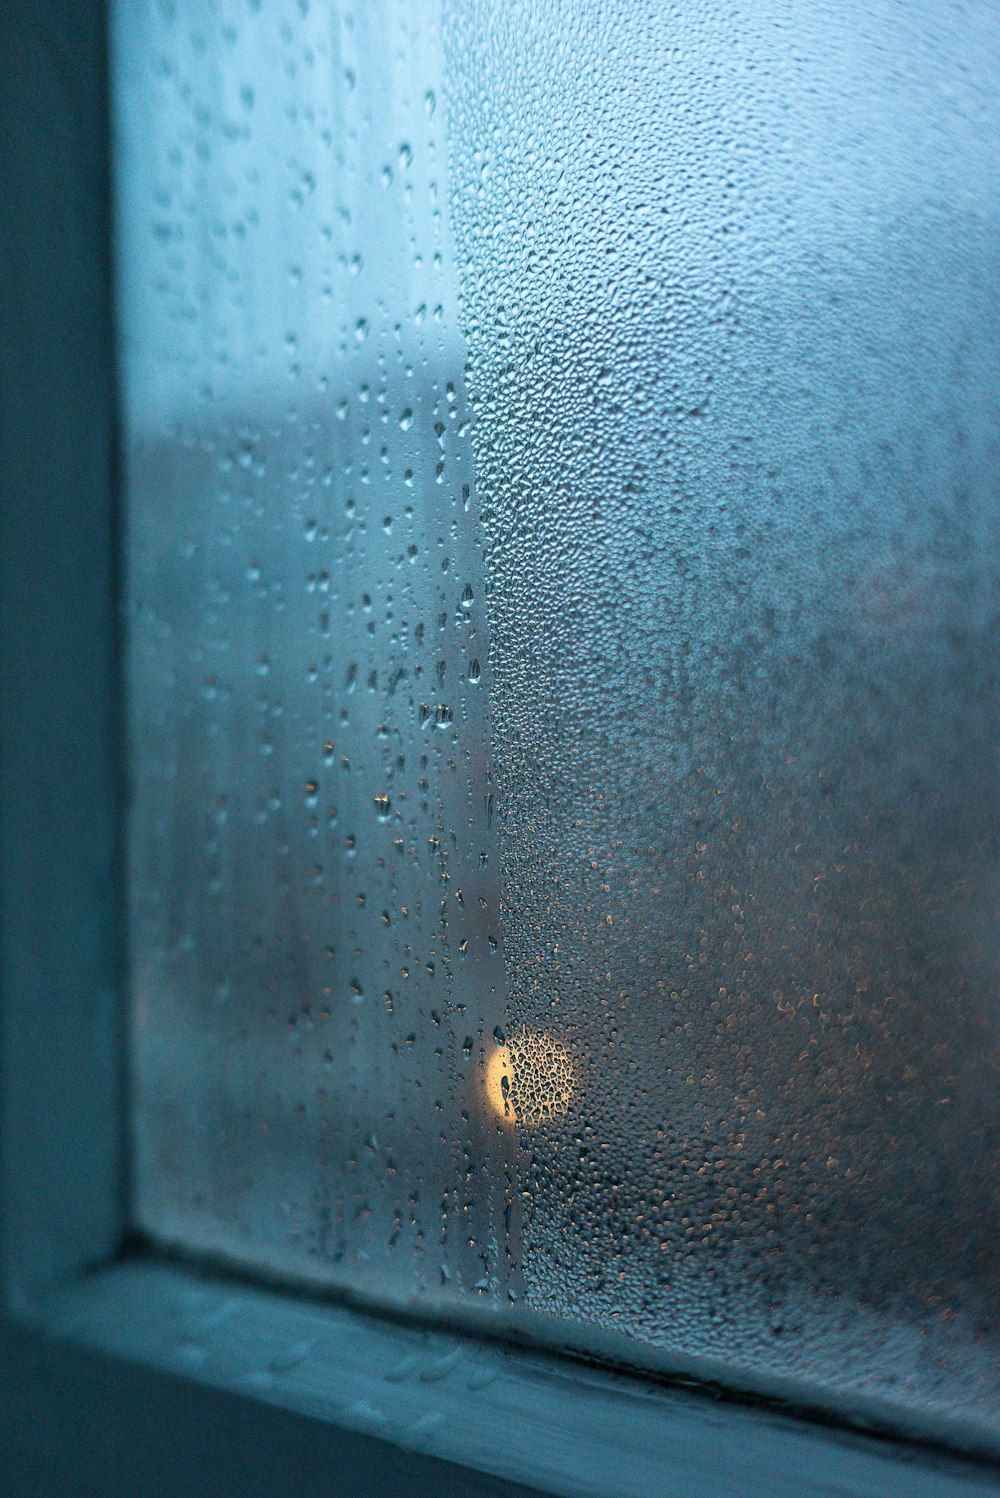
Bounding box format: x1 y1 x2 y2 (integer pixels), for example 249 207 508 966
484 1028 575 1128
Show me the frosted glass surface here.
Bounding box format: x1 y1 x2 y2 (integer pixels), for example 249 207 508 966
118 0 1000 1435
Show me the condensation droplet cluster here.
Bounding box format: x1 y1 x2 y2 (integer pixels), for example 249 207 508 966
117 0 516 1305
485 1028 575 1128
116 0 1000 1439
444 0 1000 1432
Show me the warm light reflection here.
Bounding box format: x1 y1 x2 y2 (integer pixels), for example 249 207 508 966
485 1044 515 1122
484 1028 575 1128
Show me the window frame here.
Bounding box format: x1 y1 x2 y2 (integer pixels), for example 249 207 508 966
1 3 998 1493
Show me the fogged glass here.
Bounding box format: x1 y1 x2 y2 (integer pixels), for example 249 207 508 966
117 0 1000 1438
116 0 514 1302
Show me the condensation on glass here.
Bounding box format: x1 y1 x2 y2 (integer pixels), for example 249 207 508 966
116 0 1000 1439
115 0 515 1304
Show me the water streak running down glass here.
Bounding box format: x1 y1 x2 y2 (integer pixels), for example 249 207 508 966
115 0 1000 1440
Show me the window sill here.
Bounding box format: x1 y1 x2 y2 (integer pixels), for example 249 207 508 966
3 1254 997 1498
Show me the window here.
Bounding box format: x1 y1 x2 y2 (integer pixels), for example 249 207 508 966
3 1 999 1494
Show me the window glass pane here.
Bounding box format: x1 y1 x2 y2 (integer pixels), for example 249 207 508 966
116 0 1000 1439
117 0 512 1302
